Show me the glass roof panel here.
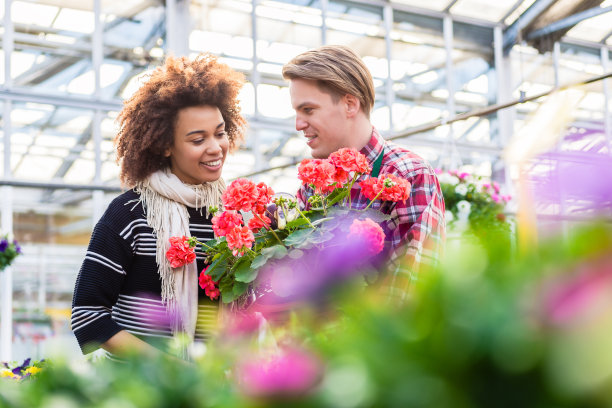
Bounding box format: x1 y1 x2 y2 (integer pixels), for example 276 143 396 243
450 0 520 22
565 10 612 43
391 0 452 12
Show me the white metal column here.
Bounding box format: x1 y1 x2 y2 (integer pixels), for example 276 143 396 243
166 0 191 56
1 0 14 363
602 47 611 156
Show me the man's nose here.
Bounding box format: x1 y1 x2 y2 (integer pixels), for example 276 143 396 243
296 117 307 131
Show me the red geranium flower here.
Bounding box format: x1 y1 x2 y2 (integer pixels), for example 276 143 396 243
254 182 275 214
226 226 256 256
199 267 220 300
212 210 243 237
379 174 411 202
329 148 371 174
359 177 383 201
298 159 336 192
165 236 196 268
223 179 259 212
248 213 271 233
349 218 385 255
359 174 411 202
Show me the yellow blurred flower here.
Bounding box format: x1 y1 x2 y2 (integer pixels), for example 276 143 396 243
0 369 19 379
25 366 42 375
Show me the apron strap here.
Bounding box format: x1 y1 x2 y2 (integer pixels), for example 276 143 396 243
371 151 384 178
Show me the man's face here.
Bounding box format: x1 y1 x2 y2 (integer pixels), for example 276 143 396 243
289 78 350 159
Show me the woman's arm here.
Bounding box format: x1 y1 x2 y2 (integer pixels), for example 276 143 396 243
102 330 161 356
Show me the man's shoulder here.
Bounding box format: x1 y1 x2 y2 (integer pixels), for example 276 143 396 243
382 142 435 179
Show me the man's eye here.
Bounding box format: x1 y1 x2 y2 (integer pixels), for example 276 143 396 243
303 108 313 113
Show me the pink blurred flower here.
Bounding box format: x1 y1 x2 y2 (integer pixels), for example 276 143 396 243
434 168 443 174
491 193 500 203
236 347 322 398
542 256 612 326
492 181 500 194
349 218 385 255
458 172 470 180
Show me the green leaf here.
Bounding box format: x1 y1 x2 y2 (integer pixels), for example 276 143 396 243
310 229 334 244
285 218 309 230
251 253 270 270
284 228 314 247
219 275 236 303
261 244 288 260
233 281 249 297
234 257 258 283
326 188 349 206
206 253 230 281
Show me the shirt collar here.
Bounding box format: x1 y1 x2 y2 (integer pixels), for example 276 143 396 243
359 126 385 164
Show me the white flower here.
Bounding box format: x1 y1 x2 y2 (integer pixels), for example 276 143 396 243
445 210 454 222
456 200 471 214
454 184 468 196
438 173 458 186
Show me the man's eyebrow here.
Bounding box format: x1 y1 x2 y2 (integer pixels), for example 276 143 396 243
296 102 317 110
185 122 225 136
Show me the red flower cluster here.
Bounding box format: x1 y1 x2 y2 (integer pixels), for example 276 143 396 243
360 174 411 202
199 267 220 300
329 148 371 174
165 236 196 268
298 148 370 194
349 218 385 255
213 179 275 255
226 226 256 256
211 210 243 237
222 179 259 212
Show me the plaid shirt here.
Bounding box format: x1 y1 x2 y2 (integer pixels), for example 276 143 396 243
297 127 446 300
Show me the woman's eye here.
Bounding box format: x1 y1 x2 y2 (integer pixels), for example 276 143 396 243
192 139 204 145
216 131 227 138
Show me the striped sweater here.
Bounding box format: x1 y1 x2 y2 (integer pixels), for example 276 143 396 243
71 189 218 355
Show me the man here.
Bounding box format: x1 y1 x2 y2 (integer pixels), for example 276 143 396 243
282 45 445 300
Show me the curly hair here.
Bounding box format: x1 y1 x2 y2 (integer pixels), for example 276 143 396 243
115 54 246 187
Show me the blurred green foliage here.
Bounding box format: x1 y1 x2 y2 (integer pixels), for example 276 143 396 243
2 223 612 407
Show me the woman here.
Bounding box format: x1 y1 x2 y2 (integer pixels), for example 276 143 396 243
71 54 246 360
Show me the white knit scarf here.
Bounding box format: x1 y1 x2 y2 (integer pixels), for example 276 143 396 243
135 169 225 343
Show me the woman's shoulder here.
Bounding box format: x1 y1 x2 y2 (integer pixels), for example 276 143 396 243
98 189 146 232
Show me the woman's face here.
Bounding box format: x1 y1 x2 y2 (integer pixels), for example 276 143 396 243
167 105 229 184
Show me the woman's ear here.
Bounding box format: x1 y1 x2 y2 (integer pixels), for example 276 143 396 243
164 147 172 158
343 94 361 118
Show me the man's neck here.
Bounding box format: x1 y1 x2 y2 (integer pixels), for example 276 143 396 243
348 115 373 152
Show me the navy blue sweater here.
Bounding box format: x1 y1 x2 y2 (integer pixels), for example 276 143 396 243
71 189 218 355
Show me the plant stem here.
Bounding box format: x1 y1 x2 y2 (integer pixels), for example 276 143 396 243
255 213 284 245
296 207 316 229
363 188 384 211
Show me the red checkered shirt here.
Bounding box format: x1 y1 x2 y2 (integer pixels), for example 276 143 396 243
297 127 446 300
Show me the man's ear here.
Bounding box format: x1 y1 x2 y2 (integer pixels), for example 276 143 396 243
343 94 361 118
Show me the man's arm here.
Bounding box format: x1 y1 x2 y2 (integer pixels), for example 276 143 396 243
382 168 446 301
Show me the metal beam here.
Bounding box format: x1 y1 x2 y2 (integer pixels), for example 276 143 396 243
503 0 558 51
526 6 612 41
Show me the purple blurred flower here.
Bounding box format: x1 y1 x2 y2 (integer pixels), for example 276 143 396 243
236 347 322 398
222 311 265 339
529 151 612 214
13 240 21 254
0 239 7 252
11 358 30 376
252 217 384 312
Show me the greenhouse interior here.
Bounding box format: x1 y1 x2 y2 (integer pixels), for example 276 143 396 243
1 0 612 406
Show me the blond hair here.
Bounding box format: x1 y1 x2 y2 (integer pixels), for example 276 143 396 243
282 45 375 118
